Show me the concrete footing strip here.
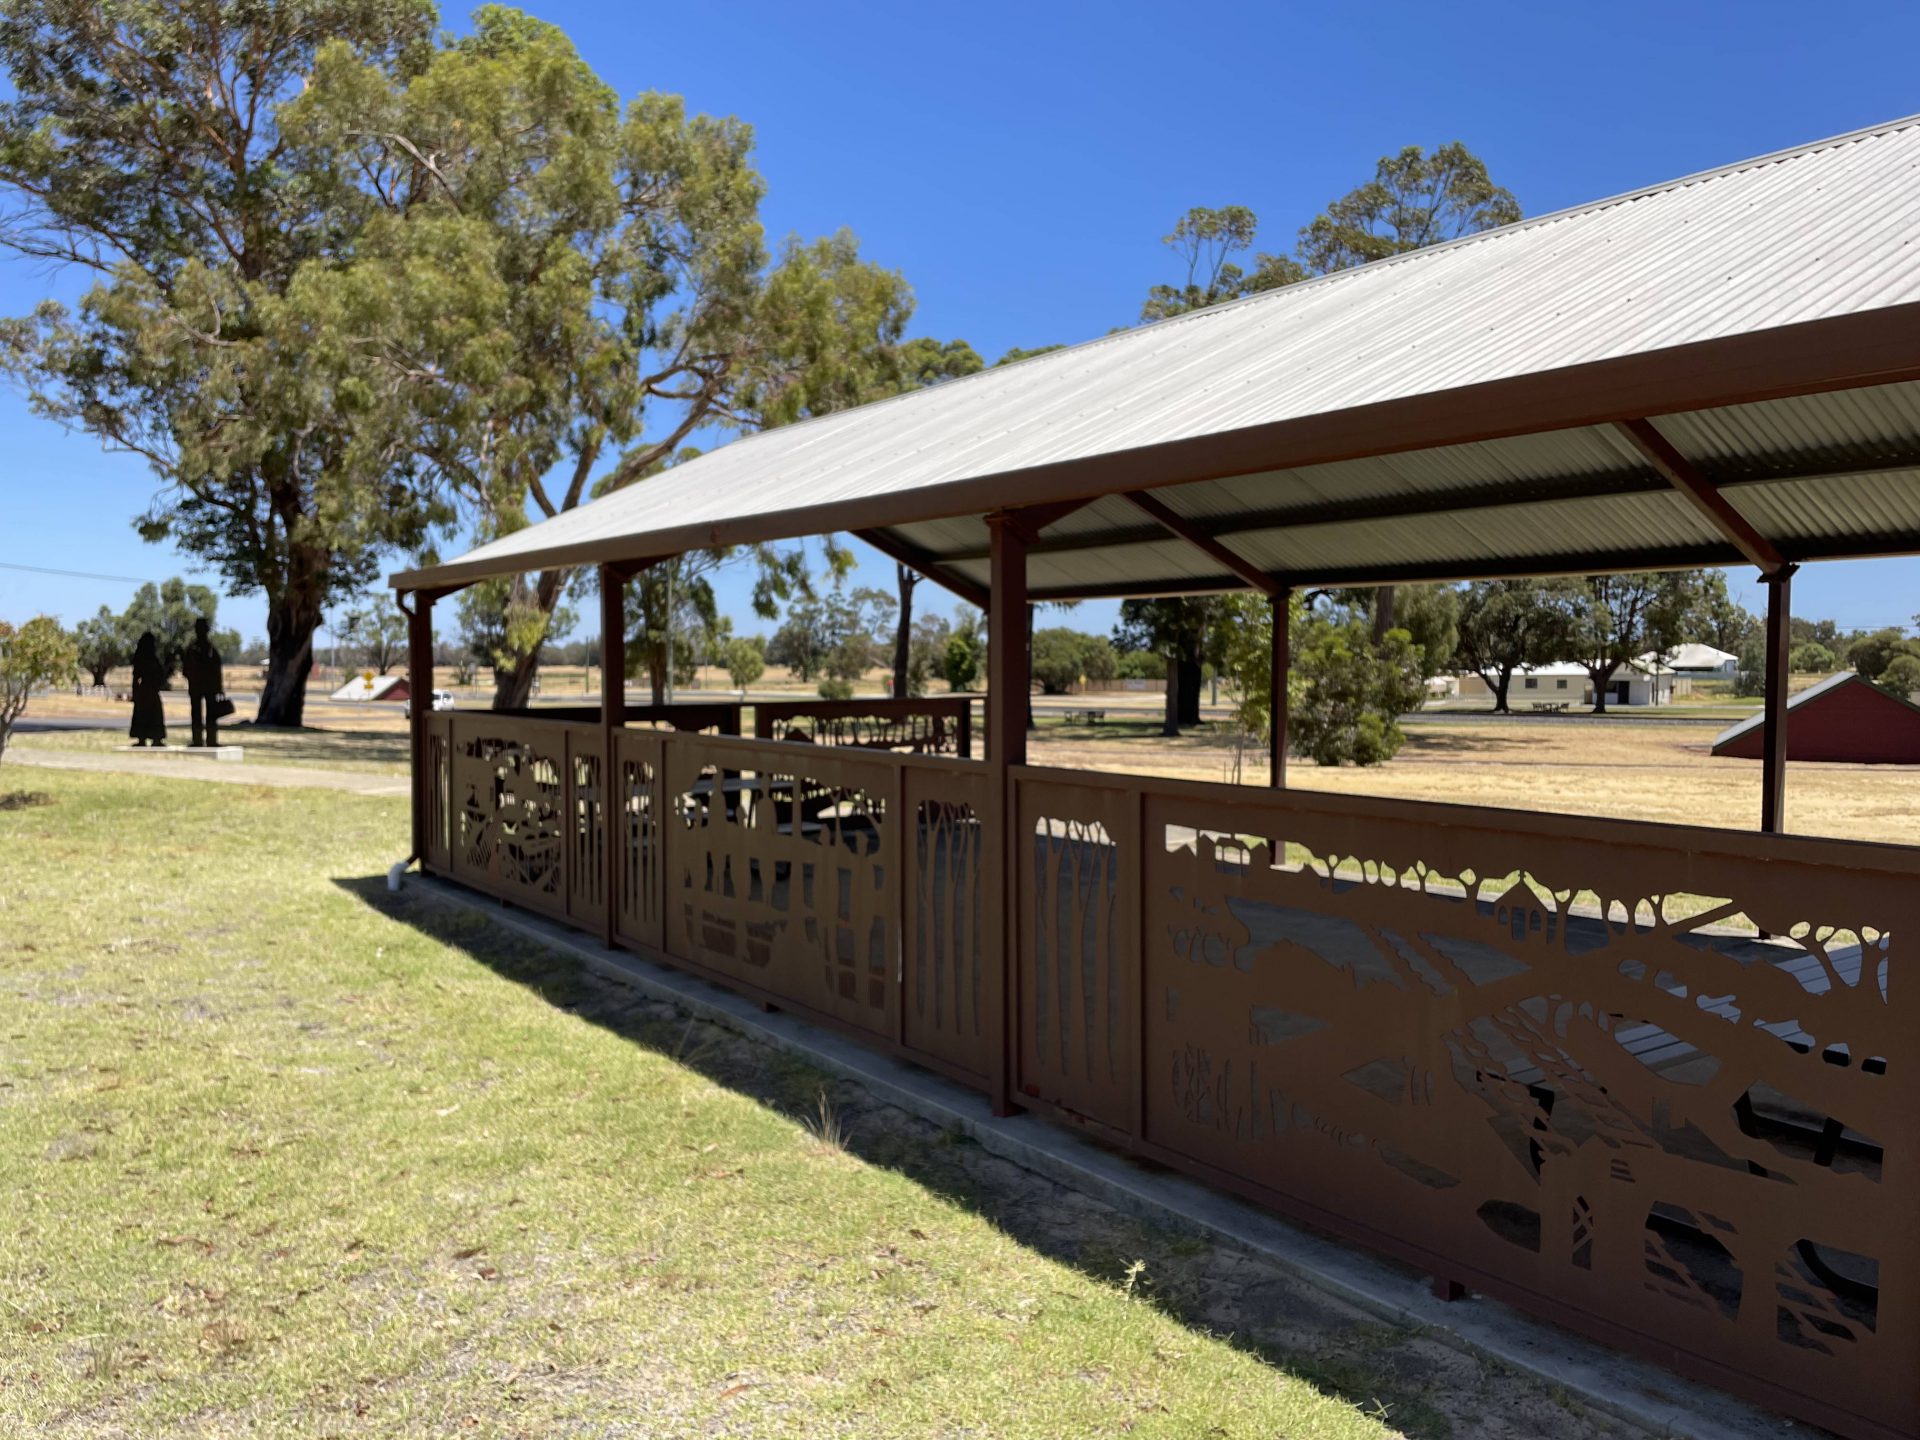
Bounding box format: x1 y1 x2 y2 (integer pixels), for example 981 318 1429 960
411 874 1809 1440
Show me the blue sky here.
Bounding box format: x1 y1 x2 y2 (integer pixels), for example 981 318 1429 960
5 0 1920 644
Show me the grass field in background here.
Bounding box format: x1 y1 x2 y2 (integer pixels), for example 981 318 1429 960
17 703 1920 843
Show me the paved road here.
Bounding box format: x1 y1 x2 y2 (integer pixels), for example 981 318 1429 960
7 746 410 796
14 715 121 733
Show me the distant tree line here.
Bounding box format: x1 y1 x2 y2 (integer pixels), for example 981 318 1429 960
70 579 242 691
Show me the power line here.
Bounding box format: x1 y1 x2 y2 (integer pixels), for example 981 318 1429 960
0 560 162 585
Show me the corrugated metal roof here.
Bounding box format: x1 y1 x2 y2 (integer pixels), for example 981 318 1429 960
398 116 1920 594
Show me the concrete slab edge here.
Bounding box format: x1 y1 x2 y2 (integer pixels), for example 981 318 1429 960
408 873 1806 1440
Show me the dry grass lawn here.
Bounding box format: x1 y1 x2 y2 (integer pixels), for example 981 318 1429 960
1029 716 1920 845
0 769 1625 1438
20 691 1917 843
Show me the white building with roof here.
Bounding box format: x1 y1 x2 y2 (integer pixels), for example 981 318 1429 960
1641 642 1739 676
1462 659 1683 708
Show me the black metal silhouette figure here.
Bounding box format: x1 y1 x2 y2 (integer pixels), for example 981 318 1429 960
181 616 225 748
129 631 167 747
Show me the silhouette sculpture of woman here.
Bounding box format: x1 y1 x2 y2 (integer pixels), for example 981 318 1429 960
129 631 167 748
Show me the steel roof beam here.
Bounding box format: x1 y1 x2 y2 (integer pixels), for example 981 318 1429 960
1612 418 1788 574
1119 490 1283 598
853 528 991 610
932 470 1675 564
919 448 1920 568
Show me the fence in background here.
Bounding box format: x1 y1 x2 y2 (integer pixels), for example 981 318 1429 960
753 696 973 758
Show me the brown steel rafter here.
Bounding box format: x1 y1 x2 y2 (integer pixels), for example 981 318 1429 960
1612 418 1789 576
1120 490 1282 598
853 527 991 610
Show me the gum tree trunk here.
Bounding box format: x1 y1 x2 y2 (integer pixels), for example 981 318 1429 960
892 563 917 699
255 549 327 728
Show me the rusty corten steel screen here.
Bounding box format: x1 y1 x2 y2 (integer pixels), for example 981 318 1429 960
418 714 1915 1440
753 696 973 758
1013 767 1915 1440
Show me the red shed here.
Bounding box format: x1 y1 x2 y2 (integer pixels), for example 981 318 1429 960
1712 672 1920 763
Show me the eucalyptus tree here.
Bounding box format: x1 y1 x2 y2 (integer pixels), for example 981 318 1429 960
0 0 447 725
290 10 934 706
1566 572 1694 714
72 608 128 690
1144 145 1521 719
1297 142 1522 273
1454 579 1579 713
1139 206 1303 321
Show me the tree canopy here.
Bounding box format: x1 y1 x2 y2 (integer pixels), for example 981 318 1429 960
0 1 933 719
1296 142 1522 273
0 0 449 726
1454 580 1578 713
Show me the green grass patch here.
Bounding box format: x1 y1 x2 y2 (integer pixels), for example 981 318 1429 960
0 769 1426 1437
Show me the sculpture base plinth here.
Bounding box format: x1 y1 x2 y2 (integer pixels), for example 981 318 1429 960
121 745 245 763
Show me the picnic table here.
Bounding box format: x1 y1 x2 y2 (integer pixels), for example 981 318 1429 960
1063 707 1108 725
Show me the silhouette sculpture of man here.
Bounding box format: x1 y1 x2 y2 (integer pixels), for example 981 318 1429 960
182 617 225 748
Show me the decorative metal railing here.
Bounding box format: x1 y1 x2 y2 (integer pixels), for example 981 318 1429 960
1011 767 1915 1440
418 713 1915 1440
753 696 973 758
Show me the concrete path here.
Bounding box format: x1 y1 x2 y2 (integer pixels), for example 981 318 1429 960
8 745 411 797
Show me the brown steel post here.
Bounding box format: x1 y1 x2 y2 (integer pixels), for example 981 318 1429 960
988 518 1030 769
986 513 1030 1118
405 593 433 864
600 564 627 949
1269 588 1290 789
1760 566 1794 834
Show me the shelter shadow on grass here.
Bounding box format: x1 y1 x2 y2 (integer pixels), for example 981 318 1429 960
332 873 1575 1440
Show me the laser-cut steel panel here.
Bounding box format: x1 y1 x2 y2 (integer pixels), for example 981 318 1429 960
565 731 607 931
1015 776 1137 1130
613 729 666 951
423 715 452 874
1135 782 1916 1440
663 737 900 1039
448 717 573 921
902 762 995 1080
755 697 972 757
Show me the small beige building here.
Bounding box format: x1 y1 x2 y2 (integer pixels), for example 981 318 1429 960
1459 660 1688 708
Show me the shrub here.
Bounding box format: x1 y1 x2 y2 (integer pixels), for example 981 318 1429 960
817 675 854 701
942 634 978 691
1 616 79 765
1789 642 1835 674
1289 621 1426 767
1878 653 1920 698
723 637 765 693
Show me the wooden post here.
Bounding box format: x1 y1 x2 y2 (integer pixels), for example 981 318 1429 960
1269 588 1290 789
986 513 1030 1118
406 592 434 864
600 564 627 949
1760 566 1794 834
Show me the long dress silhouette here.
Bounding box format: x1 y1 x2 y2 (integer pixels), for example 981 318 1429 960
129 632 167 747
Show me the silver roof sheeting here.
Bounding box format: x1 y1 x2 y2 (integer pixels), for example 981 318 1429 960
397 116 1920 596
